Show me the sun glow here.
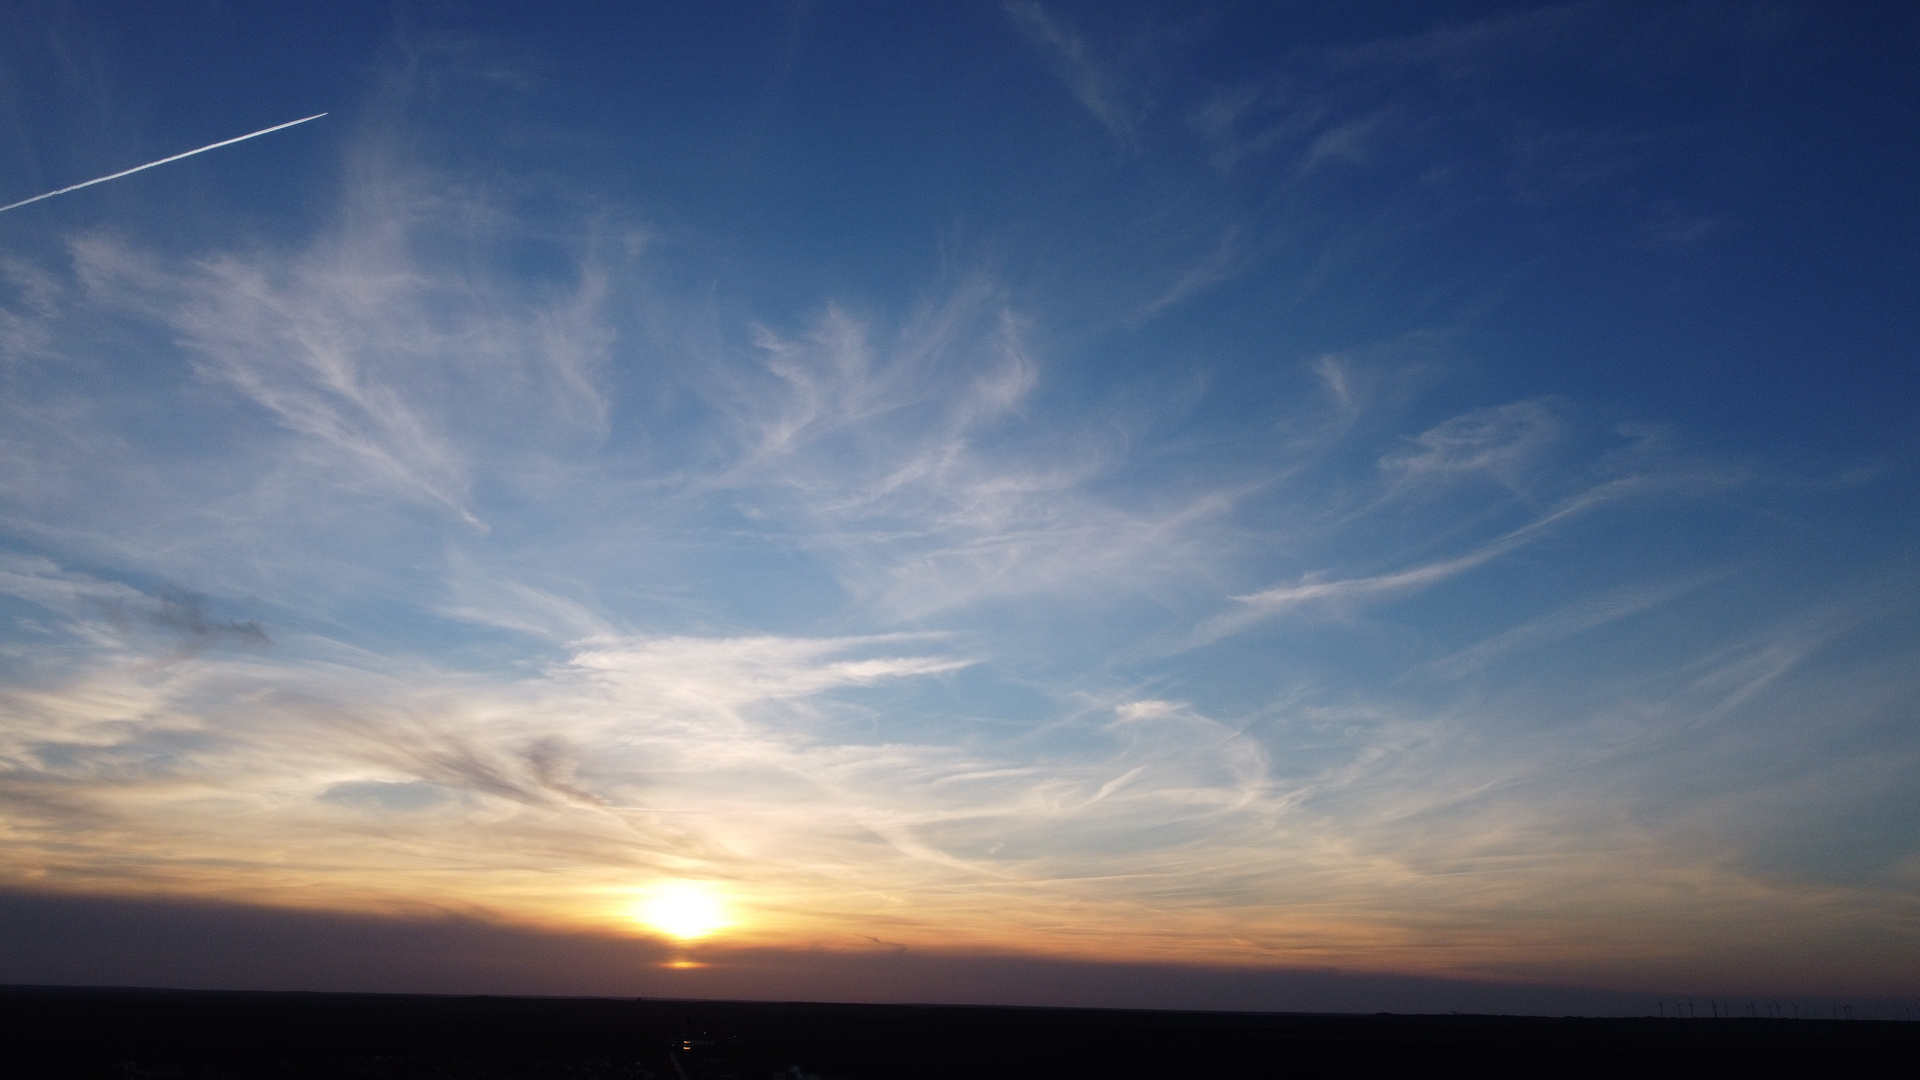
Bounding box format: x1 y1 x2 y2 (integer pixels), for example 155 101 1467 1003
632 882 731 940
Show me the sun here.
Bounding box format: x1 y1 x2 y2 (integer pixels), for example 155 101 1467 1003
632 882 730 940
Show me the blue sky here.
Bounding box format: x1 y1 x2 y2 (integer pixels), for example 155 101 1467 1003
1 2 1916 1007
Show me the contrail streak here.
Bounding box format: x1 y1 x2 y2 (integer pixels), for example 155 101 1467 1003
0 112 326 215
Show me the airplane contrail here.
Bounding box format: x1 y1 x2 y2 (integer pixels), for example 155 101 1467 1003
0 112 326 215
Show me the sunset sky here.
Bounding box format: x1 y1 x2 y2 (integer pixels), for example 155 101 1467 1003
1 2 1916 1012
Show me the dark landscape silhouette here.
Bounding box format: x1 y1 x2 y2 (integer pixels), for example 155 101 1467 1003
6 986 1917 1079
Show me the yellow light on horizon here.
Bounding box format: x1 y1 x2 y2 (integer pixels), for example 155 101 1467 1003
632 881 731 940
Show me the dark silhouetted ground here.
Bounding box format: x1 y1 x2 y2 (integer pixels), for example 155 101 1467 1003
3 986 1915 1078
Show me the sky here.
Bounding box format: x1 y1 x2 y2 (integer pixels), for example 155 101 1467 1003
1 1 1917 1013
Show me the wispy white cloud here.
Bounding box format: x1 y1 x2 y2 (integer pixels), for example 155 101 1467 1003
1679 614 1858 721
28 215 613 539
1003 1 1143 147
1296 107 1400 174
436 567 617 644
702 286 1236 622
1380 398 1562 495
1322 3 1602 79
1140 225 1244 317
1192 412 1742 645
1188 83 1315 173
1176 0 1714 264
1413 569 1733 680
